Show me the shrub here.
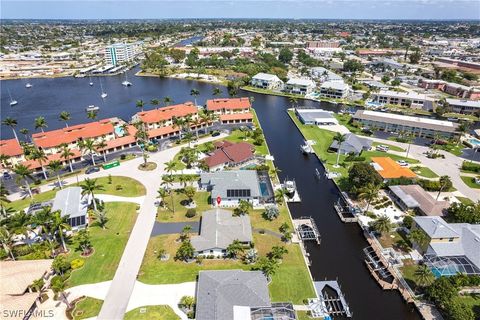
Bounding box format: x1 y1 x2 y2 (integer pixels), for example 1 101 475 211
120 154 126 160
462 161 480 173
263 206 280 220
115 184 123 191
70 258 85 270
419 179 452 192
13 245 34 257
147 145 158 152
185 208 196 218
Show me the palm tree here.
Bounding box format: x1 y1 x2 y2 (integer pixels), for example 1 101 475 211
51 278 70 308
414 264 435 287
13 164 34 198
0 154 11 170
372 215 392 237
408 229 429 250
199 112 210 133
78 138 97 166
20 128 29 142
226 239 244 259
163 96 173 107
59 143 74 172
289 96 298 108
0 184 11 218
34 116 48 133
31 278 46 299
161 175 175 213
136 99 145 112
456 122 470 145
48 160 63 189
86 110 98 120
59 111 71 127
358 184 380 212
333 133 347 167
164 160 178 176
0 226 15 260
94 210 108 229
436 175 451 200
51 210 71 252
80 178 105 212
212 87 222 97
95 139 108 163
2 117 19 142
274 189 286 205
156 187 169 209
150 98 160 108
29 148 48 180
172 117 186 139
190 88 200 106
191 118 201 139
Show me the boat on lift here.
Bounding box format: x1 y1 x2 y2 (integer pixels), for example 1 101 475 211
301 141 314 154
284 179 296 195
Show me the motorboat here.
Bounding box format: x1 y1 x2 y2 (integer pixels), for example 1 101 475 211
301 141 314 154
284 180 296 195
122 80 132 87
86 105 100 112
25 83 33 88
101 92 108 98
8 89 17 106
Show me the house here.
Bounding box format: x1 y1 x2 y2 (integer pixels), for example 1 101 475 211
388 185 449 216
191 209 253 256
1 259 53 320
51 187 89 229
295 108 338 125
369 90 435 111
199 170 262 207
319 81 350 99
413 216 480 276
206 98 253 124
329 133 372 155
445 98 480 115
203 140 254 171
370 157 416 180
310 67 343 83
251 73 284 90
284 78 316 95
0 138 25 167
353 110 460 139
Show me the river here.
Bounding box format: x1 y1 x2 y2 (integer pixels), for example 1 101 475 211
0 69 419 319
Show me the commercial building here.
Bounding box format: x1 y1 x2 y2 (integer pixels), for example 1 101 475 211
319 81 350 99
284 78 316 95
104 41 143 66
370 90 435 111
445 98 480 115
413 216 480 276
206 98 253 124
51 187 89 229
191 209 252 257
353 110 460 139
295 108 338 125
370 157 416 180
203 140 254 171
250 73 284 90
388 185 449 216
329 133 372 155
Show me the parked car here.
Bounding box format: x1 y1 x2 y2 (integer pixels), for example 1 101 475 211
211 131 221 137
2 171 12 180
85 166 100 174
397 160 408 167
376 145 389 152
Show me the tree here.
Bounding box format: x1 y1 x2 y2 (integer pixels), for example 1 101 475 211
371 215 392 237
212 87 222 97
52 255 70 275
80 178 105 212
2 117 19 142
446 202 480 224
183 186 196 204
343 59 364 73
164 160 177 177
59 111 71 127
95 139 108 163
0 226 15 260
333 133 347 167
172 117 186 140
244 248 258 264
150 98 160 108
156 187 169 209
86 110 98 120
414 264 435 287
255 257 279 280
51 210 71 252
444 299 475 320
174 240 195 262
48 160 63 188
31 278 46 298
233 199 252 216
358 184 380 212
436 175 452 200
409 49 422 64
289 96 298 108
136 99 145 112
269 246 288 261
0 184 11 218
51 277 70 308
226 239 244 259
348 162 383 191
13 164 34 198
170 48 186 63
278 48 293 64
409 229 430 250
94 210 109 229
34 116 48 133
161 175 176 213
60 143 74 172
264 206 280 220
381 75 391 84
78 138 98 166
190 88 200 106
425 277 458 308
391 79 401 86
77 229 92 255
29 147 48 180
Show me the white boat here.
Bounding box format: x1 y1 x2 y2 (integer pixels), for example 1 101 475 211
300 140 315 154
89 76 94 86
284 180 296 194
122 72 132 86
99 78 107 98
86 105 100 112
8 89 17 106
25 83 32 88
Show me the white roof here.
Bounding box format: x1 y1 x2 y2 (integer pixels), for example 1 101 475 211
286 78 316 87
361 110 457 128
374 90 435 101
446 98 480 109
252 73 281 81
320 81 349 91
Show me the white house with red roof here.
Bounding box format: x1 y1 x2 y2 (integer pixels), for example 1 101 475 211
206 98 253 124
0 138 25 167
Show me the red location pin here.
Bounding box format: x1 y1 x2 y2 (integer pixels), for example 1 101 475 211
216 196 221 206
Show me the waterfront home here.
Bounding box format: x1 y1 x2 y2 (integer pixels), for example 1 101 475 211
310 67 343 83
370 157 416 180
51 187 89 229
295 108 338 125
203 140 254 171
199 170 262 207
1 259 53 320
250 73 284 90
0 138 25 166
445 98 480 115
388 185 449 216
412 216 480 276
319 81 350 99
206 98 253 124
353 110 460 139
369 90 435 111
132 102 199 140
284 78 316 95
191 209 252 257
329 133 372 155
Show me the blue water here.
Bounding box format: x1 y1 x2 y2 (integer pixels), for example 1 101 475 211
468 138 480 146
259 182 268 196
115 126 125 136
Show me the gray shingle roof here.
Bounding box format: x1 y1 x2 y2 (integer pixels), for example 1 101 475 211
200 170 261 199
195 270 271 320
191 209 253 252
51 187 88 219
329 133 372 154
414 216 460 239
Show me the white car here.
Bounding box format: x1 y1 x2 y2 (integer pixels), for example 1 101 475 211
376 145 389 152
397 160 408 167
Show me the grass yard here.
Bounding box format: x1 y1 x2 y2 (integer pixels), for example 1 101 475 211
435 143 465 157
157 191 211 222
296 311 313 320
225 127 269 156
457 196 475 205
124 305 180 320
454 294 480 320
8 189 57 212
71 297 103 320
249 205 293 233
411 166 439 178
67 202 138 287
461 176 480 189
399 260 420 292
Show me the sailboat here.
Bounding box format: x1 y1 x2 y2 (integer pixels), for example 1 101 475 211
8 89 17 106
122 72 132 87
99 78 108 98
89 75 94 86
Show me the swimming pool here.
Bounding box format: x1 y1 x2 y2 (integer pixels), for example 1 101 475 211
468 138 480 146
259 182 269 197
115 126 125 137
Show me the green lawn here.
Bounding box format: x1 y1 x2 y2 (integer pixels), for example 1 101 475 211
67 202 138 287
399 261 420 292
71 297 103 320
9 189 58 212
457 196 475 205
157 191 211 222
461 176 480 189
411 166 439 179
296 311 314 320
124 305 180 320
435 143 465 157
454 294 480 320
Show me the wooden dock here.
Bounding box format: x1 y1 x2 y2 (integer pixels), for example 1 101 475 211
333 204 358 223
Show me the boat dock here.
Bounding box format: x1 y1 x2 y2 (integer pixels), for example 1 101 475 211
333 198 358 223
308 280 353 318
292 217 321 245
281 179 301 203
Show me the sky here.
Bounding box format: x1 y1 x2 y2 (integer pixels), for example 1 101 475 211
1 0 479 20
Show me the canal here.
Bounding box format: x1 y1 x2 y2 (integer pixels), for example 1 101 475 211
1 70 419 319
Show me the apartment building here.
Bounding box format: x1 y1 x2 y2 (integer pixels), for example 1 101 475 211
206 98 253 124
284 78 316 95
445 98 480 115
251 73 284 90
104 41 143 66
370 90 436 111
319 81 350 99
419 79 480 100
0 138 25 166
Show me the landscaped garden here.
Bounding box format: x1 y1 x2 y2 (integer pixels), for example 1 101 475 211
461 176 480 189
70 297 103 320
156 190 211 222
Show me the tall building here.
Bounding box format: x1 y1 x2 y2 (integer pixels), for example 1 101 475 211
104 41 143 65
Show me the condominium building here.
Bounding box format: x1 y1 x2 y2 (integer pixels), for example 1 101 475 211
206 98 253 124
307 40 340 49
104 41 143 66
0 138 25 166
284 78 316 95
370 90 435 111
445 98 480 115
319 81 350 99
251 73 284 90
353 110 460 139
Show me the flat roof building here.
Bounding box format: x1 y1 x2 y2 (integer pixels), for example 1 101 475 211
319 81 350 99
284 78 316 95
445 98 480 115
251 73 284 90
295 108 338 126
370 90 435 111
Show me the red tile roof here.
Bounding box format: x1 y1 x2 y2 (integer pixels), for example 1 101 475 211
136 102 197 124
0 139 23 157
23 149 82 169
32 119 115 148
204 141 254 168
206 98 251 111
147 126 179 139
219 112 254 121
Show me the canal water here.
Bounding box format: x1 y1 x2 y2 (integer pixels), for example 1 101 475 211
0 69 419 319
